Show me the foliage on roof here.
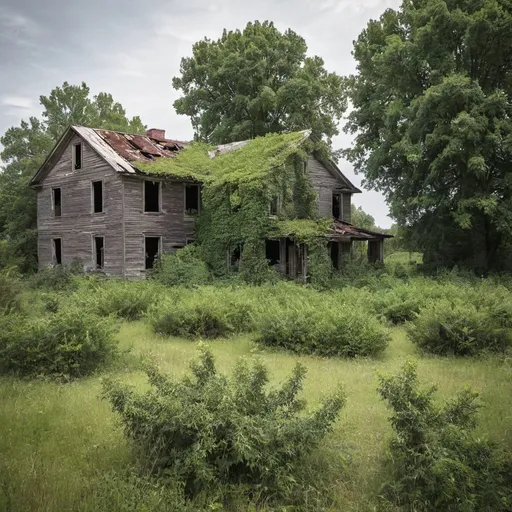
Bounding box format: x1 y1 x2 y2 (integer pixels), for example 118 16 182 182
135 131 309 186
270 218 332 242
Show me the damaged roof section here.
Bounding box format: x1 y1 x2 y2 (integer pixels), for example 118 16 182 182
95 129 185 163
332 219 393 240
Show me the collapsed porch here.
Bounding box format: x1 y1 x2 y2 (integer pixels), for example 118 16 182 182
262 219 393 279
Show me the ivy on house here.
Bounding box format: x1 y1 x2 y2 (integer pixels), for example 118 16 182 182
137 131 334 283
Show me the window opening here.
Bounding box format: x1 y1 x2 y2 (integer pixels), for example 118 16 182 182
145 237 160 269
185 184 200 214
53 239 62 265
94 237 104 269
92 181 103 213
265 239 280 266
73 144 82 170
144 181 160 212
53 188 61 217
332 193 342 220
269 196 279 216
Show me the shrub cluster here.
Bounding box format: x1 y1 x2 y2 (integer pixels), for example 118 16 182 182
257 300 389 357
378 362 512 511
0 306 118 379
103 346 345 497
0 271 22 314
26 264 81 292
149 287 256 338
407 296 512 355
151 245 210 287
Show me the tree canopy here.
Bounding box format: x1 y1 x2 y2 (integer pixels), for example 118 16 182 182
173 21 346 145
345 0 512 272
0 82 145 271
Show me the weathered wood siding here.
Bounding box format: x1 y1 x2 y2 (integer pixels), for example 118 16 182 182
343 193 351 224
37 134 124 275
122 176 194 277
307 156 352 222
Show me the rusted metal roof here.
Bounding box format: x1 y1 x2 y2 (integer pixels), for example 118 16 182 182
94 129 185 164
332 219 393 240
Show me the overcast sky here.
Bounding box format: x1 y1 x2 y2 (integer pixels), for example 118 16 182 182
0 0 401 227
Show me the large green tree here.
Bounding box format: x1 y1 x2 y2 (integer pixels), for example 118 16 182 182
173 21 346 144
0 82 145 271
345 0 512 272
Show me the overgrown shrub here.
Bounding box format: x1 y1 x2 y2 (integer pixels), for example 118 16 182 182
90 280 162 321
257 301 389 357
26 264 81 292
103 346 344 497
378 361 512 511
407 298 512 355
152 245 210 287
149 287 256 338
0 271 22 314
0 306 118 379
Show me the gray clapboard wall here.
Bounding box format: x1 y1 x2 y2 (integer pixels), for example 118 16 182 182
307 156 352 223
37 134 124 275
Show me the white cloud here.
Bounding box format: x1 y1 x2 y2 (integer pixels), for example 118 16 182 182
2 95 33 109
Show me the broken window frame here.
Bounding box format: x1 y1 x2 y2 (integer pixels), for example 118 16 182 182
143 180 161 213
52 238 62 266
93 236 105 269
52 187 62 217
144 235 162 270
72 143 82 170
92 180 104 214
184 184 201 215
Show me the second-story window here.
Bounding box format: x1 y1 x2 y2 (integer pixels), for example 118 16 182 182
73 143 82 170
269 196 279 216
144 181 160 212
332 193 342 220
185 184 200 214
92 181 103 213
52 187 62 217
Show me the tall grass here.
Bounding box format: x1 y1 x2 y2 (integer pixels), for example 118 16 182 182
1 322 511 511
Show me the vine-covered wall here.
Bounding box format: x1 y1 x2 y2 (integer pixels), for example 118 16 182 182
137 131 334 283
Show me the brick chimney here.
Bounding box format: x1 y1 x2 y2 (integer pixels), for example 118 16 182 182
146 128 166 141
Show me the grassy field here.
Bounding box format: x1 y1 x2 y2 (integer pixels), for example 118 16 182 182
1 319 511 511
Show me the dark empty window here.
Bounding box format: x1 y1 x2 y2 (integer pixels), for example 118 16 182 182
269 196 278 216
185 184 200 214
144 181 160 212
145 237 160 269
52 188 61 217
332 193 342 220
265 239 281 266
92 181 103 213
53 238 62 265
73 144 82 170
94 237 104 269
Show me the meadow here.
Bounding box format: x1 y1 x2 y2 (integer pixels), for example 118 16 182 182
1 257 511 511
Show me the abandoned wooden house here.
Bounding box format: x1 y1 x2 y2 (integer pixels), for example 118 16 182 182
29 126 391 278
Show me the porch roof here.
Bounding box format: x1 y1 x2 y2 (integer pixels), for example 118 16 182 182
330 220 393 241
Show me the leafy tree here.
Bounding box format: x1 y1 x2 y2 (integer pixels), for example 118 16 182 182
0 82 145 272
344 0 512 273
351 204 376 230
173 21 346 144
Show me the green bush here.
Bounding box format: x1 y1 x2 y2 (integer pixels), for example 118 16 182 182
257 301 389 357
26 264 80 292
103 346 344 497
407 298 512 355
149 287 255 338
152 245 210 287
0 271 22 314
378 361 512 511
0 306 118 379
90 280 161 321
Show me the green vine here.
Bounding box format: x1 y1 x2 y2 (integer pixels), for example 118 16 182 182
137 131 334 284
